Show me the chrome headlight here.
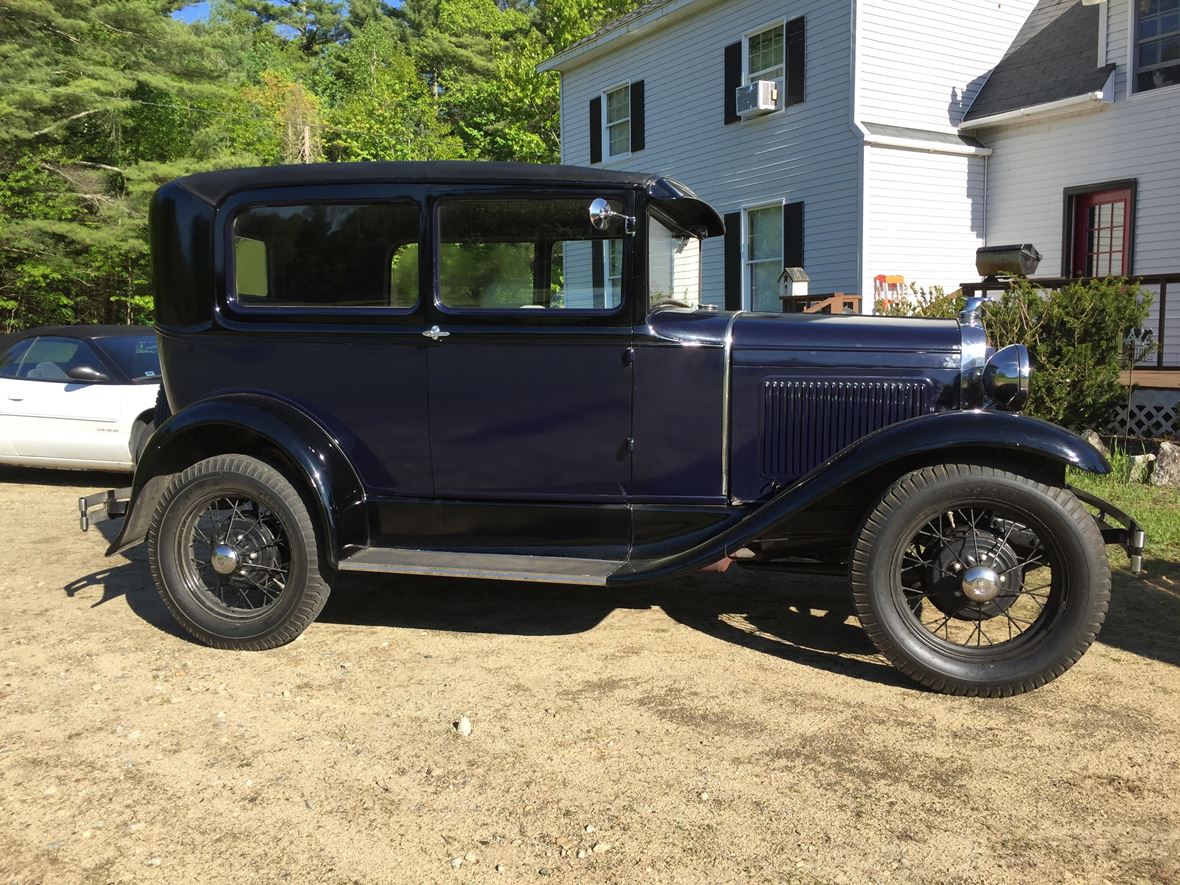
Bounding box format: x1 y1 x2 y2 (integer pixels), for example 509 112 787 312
983 343 1031 411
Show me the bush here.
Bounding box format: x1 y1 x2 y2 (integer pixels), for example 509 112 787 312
981 278 1151 431
874 284 964 319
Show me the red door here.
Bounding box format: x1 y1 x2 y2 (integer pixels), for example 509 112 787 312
1072 187 1132 277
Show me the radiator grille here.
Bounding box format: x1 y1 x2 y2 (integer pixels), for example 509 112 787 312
760 379 928 481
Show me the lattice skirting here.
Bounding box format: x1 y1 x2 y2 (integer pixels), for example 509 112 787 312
1114 388 1180 438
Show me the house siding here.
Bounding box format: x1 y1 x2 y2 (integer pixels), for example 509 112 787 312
863 146 987 297
858 0 1038 131
982 2 1180 364
556 0 860 306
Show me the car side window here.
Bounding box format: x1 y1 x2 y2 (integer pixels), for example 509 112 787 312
230 201 420 309
0 339 32 378
13 337 104 382
437 198 626 311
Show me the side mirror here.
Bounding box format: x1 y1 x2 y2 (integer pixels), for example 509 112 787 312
67 365 111 384
588 197 635 234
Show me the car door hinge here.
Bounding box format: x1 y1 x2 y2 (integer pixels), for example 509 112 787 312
625 437 635 452
623 347 634 367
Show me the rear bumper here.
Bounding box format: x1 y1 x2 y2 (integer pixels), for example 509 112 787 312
78 487 131 533
1069 485 1147 574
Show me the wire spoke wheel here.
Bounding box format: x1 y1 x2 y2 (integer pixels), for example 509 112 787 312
148 454 331 649
851 464 1110 697
179 494 291 617
896 504 1062 653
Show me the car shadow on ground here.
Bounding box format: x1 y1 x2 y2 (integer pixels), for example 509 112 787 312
62 554 1180 684
1100 557 1180 668
0 465 129 488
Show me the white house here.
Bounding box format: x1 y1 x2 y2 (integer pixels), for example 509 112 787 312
539 0 1180 366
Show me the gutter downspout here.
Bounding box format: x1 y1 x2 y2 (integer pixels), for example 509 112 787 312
850 0 873 314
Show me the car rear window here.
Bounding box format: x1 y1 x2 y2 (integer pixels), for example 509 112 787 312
230 202 420 310
96 334 161 382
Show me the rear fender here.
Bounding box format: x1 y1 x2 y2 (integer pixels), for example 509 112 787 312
107 394 367 565
612 410 1110 583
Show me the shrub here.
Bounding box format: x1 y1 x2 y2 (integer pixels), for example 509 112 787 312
981 278 1151 431
874 284 964 319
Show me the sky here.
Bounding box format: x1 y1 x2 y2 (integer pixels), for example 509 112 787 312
173 2 211 23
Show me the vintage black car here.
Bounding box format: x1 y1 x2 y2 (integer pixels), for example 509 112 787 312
80 162 1143 697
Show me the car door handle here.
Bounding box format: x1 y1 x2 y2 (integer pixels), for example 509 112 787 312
6 396 22 402
422 325 450 342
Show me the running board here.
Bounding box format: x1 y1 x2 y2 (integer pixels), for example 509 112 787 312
337 548 622 585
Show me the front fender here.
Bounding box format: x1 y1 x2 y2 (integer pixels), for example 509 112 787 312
612 410 1109 584
107 393 366 565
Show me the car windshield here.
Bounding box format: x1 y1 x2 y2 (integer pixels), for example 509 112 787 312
649 212 702 309
96 334 161 382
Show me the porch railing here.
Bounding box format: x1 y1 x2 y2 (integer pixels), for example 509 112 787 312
959 273 1179 370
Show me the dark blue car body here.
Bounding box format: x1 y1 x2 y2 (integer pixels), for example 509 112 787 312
97 161 1129 584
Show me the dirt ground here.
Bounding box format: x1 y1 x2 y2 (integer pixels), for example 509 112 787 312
1 467 1178 885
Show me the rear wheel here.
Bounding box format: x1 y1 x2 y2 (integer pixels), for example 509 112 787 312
851 463 1109 697
148 454 330 649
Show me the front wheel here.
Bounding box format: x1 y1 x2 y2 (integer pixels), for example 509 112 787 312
148 454 331 649
851 464 1110 697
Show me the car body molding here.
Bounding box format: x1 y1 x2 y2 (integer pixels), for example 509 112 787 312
612 410 1110 584
106 393 366 563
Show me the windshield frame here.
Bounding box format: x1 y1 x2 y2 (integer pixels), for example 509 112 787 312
646 207 704 313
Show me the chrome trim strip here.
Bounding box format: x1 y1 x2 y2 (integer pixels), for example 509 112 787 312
721 310 742 501
959 319 989 409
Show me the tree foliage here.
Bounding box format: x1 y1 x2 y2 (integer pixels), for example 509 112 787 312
0 0 642 331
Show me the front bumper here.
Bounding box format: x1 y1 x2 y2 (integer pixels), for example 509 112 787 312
78 487 131 533
1070 485 1147 574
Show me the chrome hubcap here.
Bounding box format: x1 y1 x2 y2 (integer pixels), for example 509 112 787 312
210 543 240 576
961 565 1001 603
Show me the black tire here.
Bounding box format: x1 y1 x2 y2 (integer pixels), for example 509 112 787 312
147 454 331 649
851 463 1110 697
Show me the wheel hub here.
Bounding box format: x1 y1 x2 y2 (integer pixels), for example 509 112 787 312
211 543 240 575
961 565 1001 602
920 525 1024 621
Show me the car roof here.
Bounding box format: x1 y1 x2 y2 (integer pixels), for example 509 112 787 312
8 325 155 341
175 161 665 206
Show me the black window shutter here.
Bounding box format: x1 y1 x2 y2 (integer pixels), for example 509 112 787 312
723 42 741 125
783 202 804 269
630 80 645 152
589 96 602 164
724 211 742 310
785 18 805 107
591 240 605 308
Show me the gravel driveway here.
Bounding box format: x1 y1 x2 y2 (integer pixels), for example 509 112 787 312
1 467 1178 884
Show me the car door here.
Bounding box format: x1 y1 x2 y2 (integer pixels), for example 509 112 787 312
3 335 132 464
0 337 33 459
422 190 634 547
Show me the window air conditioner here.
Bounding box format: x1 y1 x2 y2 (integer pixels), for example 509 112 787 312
736 80 779 117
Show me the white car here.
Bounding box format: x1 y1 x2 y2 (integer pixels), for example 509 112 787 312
0 325 161 471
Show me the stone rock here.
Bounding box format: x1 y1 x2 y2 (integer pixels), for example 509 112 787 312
1082 430 1109 457
1152 441 1180 487
450 857 464 869
591 842 611 854
1128 453 1156 484
454 716 473 737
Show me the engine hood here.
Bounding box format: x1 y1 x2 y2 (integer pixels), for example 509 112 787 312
730 312 962 370
646 308 963 372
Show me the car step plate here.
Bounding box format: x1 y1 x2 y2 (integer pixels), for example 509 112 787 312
338 548 622 585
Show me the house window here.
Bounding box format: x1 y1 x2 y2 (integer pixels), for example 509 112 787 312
1065 183 1135 277
1135 0 1180 93
605 239 624 305
604 85 631 158
745 204 783 311
746 22 785 108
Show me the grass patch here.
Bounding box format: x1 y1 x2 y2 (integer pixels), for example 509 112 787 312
1068 468 1180 565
